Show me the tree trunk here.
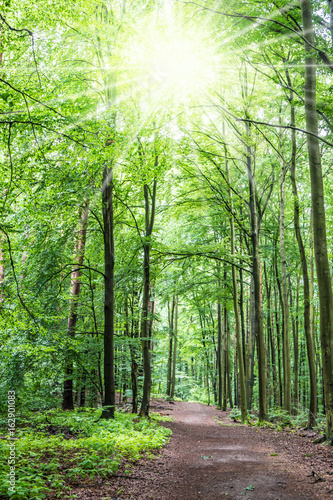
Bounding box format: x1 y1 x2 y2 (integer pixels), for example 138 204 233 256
239 261 246 374
222 305 228 411
301 0 333 442
286 73 317 427
246 277 256 410
139 178 157 417
101 165 115 419
226 314 233 409
166 299 175 396
279 134 292 414
206 356 211 405
0 242 4 303
229 186 247 421
246 133 267 421
148 296 155 351
328 0 333 44
62 202 89 410
264 263 277 408
274 283 283 408
79 369 86 407
269 287 279 407
292 274 299 415
170 296 178 399
124 297 137 412
217 265 223 409
140 241 152 416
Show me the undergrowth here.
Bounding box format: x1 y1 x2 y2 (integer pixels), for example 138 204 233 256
0 408 172 500
230 406 327 434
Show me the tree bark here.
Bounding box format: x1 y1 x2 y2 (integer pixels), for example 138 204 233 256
79 369 86 407
139 178 157 417
170 296 178 399
166 298 175 396
0 242 4 303
222 305 228 411
274 281 283 408
246 277 256 410
101 165 115 419
226 314 233 409
291 274 299 415
246 130 267 421
62 202 89 410
228 166 247 422
287 71 317 427
279 132 292 414
264 263 278 408
328 0 333 44
217 273 223 409
301 0 333 441
125 295 139 413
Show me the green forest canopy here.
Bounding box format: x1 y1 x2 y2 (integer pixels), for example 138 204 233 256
1 0 333 442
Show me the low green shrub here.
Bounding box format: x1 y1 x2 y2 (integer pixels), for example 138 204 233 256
0 408 172 499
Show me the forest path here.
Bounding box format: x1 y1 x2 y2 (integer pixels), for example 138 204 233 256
72 400 333 499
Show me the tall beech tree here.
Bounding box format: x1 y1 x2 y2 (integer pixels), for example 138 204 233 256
300 0 333 442
63 203 89 410
166 296 176 397
101 163 115 419
139 177 157 416
287 78 317 427
279 126 292 414
170 295 178 400
227 151 247 422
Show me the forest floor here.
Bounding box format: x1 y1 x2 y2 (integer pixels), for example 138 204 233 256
66 399 333 500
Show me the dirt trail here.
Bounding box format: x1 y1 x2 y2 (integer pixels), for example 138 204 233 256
71 400 333 499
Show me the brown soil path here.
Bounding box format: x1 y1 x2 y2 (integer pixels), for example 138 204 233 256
70 400 333 499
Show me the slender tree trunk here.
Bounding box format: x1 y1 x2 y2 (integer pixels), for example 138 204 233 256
101 165 115 419
140 237 152 415
286 76 317 427
170 296 178 399
264 263 277 409
292 274 299 415
222 305 228 411
310 213 315 363
217 265 223 409
269 289 279 407
80 369 86 407
279 135 292 414
239 263 246 374
125 296 138 413
328 0 333 44
228 176 247 422
206 356 211 405
148 297 155 351
139 178 157 417
0 243 4 303
62 202 89 410
226 314 233 409
0 36 4 303
301 0 333 441
274 283 283 407
199 309 211 404
246 133 267 421
246 277 256 410
166 299 175 396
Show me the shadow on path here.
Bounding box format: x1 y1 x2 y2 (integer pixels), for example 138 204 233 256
123 400 331 500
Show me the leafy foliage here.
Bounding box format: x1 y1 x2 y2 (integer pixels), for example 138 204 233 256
0 408 171 499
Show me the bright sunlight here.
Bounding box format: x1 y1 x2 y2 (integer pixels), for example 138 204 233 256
148 33 215 96
127 19 217 106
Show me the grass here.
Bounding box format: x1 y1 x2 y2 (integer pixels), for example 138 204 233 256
0 407 172 500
